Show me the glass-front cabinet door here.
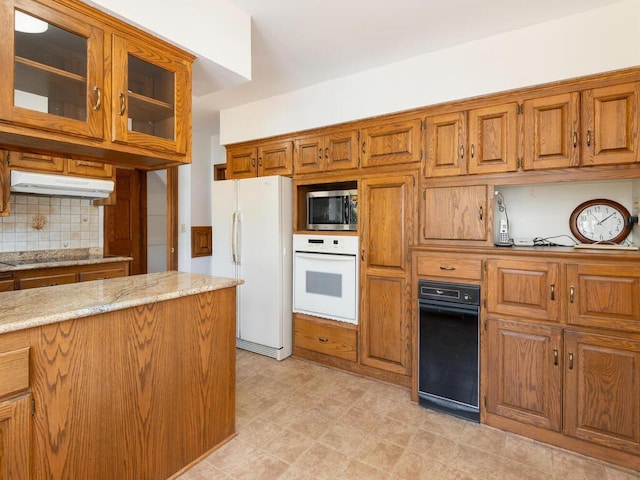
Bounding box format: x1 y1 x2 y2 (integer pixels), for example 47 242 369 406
111 35 188 155
0 0 104 139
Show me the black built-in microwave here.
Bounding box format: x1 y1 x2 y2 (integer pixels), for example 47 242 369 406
307 190 357 231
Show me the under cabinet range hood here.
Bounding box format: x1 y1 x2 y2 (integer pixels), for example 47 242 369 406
10 170 114 199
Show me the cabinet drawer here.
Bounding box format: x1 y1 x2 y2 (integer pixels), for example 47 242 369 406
0 278 14 292
295 316 357 361
18 273 77 290
0 348 29 398
79 267 126 282
416 254 482 280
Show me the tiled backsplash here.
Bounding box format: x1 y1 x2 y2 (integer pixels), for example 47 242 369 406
0 194 100 253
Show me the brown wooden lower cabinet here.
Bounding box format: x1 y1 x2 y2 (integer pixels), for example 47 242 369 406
486 318 563 432
564 330 640 455
0 393 31 480
294 314 357 362
1 287 236 480
12 261 130 290
0 278 13 292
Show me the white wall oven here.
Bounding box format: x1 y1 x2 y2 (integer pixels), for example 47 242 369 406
293 234 358 324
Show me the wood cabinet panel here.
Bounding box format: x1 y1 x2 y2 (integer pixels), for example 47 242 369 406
582 82 640 166
0 394 31 480
294 130 358 174
421 185 487 241
523 92 580 170
425 111 467 177
0 152 8 217
567 263 640 332
8 152 65 173
0 279 13 292
486 259 561 322
360 175 414 376
67 159 113 179
468 102 518 174
17 272 77 290
486 319 563 431
294 315 357 361
361 118 422 168
258 140 293 177
564 330 640 455
416 253 482 280
29 289 236 480
78 266 127 282
226 146 257 179
360 274 411 374
0 348 29 399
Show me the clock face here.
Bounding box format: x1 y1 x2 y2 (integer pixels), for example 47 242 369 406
569 199 632 244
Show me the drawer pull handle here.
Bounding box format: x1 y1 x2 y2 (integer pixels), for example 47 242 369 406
553 349 558 366
586 130 592 147
460 145 465 159
325 147 329 159
568 352 574 370
471 144 475 158
362 141 366 154
479 206 483 220
572 131 578 148
550 284 555 301
318 337 329 343
569 286 575 303
439 266 456 271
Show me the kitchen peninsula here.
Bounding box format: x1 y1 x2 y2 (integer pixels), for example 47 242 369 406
0 272 241 479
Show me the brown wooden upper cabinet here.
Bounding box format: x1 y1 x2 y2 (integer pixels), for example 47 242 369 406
467 102 519 174
581 82 640 166
360 118 423 168
111 34 190 155
0 0 105 139
293 130 359 174
424 111 467 177
523 92 581 170
226 140 293 179
421 185 487 241
8 152 113 179
0 0 193 162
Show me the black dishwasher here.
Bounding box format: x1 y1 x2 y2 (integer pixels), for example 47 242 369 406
418 280 480 422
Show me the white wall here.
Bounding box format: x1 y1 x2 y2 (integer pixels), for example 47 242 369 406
88 0 251 82
220 0 640 144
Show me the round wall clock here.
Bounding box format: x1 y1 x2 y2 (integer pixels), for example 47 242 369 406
569 199 632 244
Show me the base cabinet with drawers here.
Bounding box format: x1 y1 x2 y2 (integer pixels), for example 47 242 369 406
294 314 357 362
8 261 129 290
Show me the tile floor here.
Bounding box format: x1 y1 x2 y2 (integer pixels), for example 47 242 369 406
178 349 640 480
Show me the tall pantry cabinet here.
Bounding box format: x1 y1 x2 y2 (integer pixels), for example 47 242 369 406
359 174 415 377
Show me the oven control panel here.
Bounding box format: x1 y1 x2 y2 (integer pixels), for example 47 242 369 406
293 234 358 255
418 280 480 306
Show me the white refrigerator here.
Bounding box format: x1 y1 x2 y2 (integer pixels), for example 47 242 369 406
212 175 292 360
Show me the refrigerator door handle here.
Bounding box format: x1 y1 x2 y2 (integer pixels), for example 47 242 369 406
232 210 241 264
231 211 238 264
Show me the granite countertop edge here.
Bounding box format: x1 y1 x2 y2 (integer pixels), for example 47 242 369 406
0 271 243 335
0 255 133 273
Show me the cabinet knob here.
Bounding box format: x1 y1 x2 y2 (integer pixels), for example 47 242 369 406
362 141 366 154
550 284 555 301
572 131 578 148
460 145 465 159
586 130 592 147
553 349 558 366
470 144 475 158
325 147 329 159
318 337 329 343
479 205 483 220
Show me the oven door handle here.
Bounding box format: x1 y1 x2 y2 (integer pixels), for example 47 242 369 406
294 252 355 261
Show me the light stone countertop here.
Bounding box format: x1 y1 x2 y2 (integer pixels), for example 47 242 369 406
0 271 243 335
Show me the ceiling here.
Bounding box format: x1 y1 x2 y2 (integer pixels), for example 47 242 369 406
192 0 623 133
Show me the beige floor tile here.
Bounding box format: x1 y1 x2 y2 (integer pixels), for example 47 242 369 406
236 417 284 448
319 422 367 457
552 448 609 480
292 443 350 480
393 450 450 480
605 466 640 479
339 459 392 480
275 466 318 480
369 415 418 447
460 422 507 456
227 451 289 480
454 444 503 480
499 457 552 480
355 435 405 473
406 428 460 466
261 428 314 464
338 405 385 434
287 408 336 439
419 408 467 442
203 440 258 474
501 434 554 473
